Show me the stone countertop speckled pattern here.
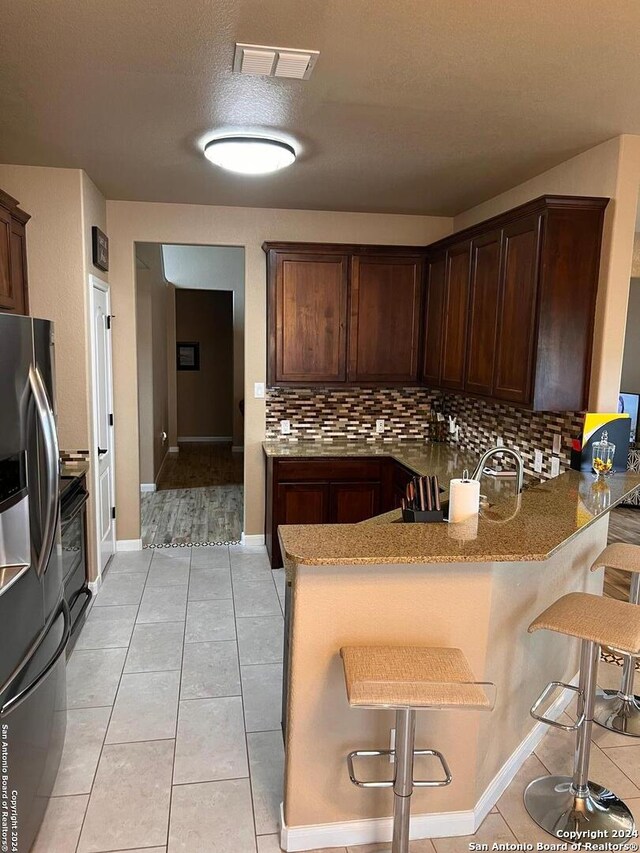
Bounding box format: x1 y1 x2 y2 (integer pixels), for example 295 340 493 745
60 460 90 479
263 441 640 572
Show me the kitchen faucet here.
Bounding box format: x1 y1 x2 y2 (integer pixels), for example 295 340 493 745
471 446 525 494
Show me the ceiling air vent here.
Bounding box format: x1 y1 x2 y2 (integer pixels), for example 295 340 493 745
233 43 319 80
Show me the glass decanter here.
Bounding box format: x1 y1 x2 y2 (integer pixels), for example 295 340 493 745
592 430 615 478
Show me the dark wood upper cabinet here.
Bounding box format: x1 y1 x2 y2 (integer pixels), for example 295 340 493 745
440 241 471 390
265 196 607 408
492 215 542 404
421 253 446 385
268 251 349 384
465 230 502 396
348 254 423 382
422 195 607 410
0 189 30 316
264 243 424 386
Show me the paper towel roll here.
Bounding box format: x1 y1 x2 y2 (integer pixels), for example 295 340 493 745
448 477 481 523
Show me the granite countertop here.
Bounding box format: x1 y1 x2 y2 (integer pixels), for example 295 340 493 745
263 438 477 478
264 440 640 570
60 460 90 479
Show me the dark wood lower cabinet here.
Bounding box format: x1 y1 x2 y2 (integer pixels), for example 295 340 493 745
330 481 381 523
266 456 398 568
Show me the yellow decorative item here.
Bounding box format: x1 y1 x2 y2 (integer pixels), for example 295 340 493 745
592 430 615 478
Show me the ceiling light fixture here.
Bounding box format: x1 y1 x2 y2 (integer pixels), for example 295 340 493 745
203 137 296 175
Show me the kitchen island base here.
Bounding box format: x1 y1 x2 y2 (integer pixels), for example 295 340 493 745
280 518 608 851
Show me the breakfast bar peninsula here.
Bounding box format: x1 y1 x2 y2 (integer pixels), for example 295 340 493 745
267 440 640 851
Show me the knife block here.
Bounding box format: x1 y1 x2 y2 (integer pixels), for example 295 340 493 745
402 503 447 523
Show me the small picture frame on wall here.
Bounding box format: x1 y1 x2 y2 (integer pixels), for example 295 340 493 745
92 226 109 271
177 342 200 371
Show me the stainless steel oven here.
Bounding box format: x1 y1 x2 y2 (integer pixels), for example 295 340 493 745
59 473 91 651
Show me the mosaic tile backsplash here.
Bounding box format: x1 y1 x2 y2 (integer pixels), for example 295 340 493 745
265 387 438 443
265 387 584 480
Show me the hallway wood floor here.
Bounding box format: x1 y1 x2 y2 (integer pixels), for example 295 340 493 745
143 444 244 545
157 443 243 490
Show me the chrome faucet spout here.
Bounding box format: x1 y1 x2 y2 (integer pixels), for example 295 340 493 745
471 446 525 494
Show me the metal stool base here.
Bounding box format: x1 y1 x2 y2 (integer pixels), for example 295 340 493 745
593 689 640 737
524 775 634 842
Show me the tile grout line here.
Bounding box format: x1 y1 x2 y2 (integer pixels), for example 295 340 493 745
166 543 195 851
229 548 261 853
72 556 151 853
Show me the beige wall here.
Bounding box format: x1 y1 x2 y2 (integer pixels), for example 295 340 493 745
0 165 109 579
135 243 170 484
176 289 234 439
621 278 640 393
454 135 640 412
0 165 88 448
106 202 452 539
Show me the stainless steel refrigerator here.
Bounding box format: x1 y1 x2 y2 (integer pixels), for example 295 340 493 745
0 314 68 852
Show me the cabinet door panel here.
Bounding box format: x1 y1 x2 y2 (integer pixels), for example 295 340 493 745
273 253 348 383
440 242 471 390
421 254 446 386
465 231 501 396
349 255 423 382
0 207 13 311
329 482 380 523
276 482 330 526
493 216 542 404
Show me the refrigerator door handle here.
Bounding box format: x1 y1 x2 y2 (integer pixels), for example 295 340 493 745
29 364 60 578
0 597 70 718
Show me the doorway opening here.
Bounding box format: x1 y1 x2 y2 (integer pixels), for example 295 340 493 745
134 243 245 546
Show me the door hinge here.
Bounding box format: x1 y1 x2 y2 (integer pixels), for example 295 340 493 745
106 315 114 330
111 506 116 520
109 413 114 426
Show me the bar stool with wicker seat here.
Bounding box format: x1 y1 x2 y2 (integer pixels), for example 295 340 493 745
340 646 493 853
591 543 640 736
525 591 640 841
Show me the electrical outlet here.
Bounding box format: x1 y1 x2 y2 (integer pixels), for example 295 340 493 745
496 436 504 447
534 449 543 473
551 457 561 478
389 728 396 764
376 419 385 434
280 420 291 435
254 382 265 399
552 434 562 455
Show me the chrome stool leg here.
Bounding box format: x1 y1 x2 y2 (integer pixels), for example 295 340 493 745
346 708 451 853
391 709 415 853
594 573 640 736
525 640 634 841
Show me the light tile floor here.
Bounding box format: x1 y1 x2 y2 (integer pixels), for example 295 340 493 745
34 544 640 852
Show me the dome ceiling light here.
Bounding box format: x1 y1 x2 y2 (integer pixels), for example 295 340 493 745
203 136 297 175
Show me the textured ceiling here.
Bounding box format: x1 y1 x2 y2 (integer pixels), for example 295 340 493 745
2 0 640 214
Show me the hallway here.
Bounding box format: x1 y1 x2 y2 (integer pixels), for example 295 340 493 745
142 443 243 546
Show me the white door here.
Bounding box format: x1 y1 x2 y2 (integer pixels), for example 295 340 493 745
90 277 116 572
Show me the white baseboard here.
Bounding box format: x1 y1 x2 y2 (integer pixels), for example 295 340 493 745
232 445 244 453
241 533 265 546
116 538 143 552
280 674 578 851
140 483 156 493
177 435 233 443
169 446 180 454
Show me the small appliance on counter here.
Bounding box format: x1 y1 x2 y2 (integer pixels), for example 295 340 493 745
571 412 631 474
